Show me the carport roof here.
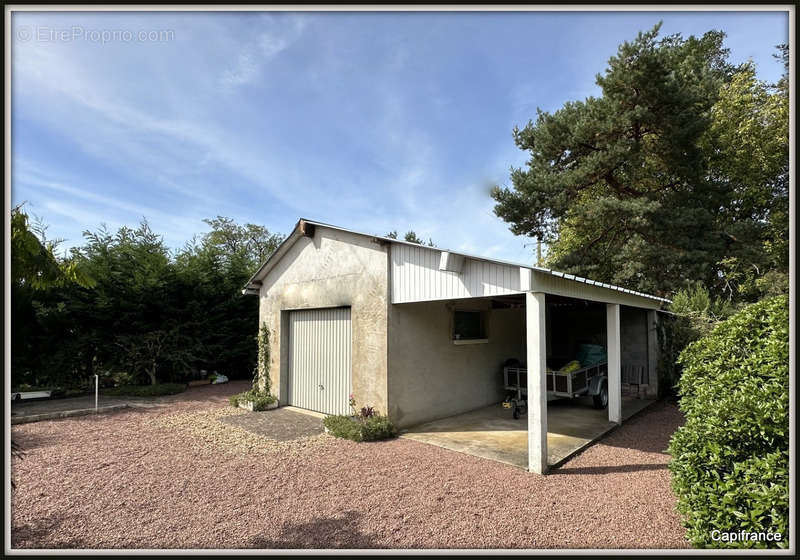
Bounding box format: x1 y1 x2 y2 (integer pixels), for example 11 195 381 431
243 218 671 306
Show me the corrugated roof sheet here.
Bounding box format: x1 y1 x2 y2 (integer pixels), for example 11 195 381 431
244 218 671 304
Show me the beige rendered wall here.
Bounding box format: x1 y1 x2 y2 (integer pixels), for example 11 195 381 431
258 227 389 413
386 299 525 428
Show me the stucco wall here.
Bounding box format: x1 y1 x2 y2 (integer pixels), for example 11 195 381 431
387 300 525 428
254 224 660 421
258 227 389 413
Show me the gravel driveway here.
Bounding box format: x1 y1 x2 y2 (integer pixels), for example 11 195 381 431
11 382 689 550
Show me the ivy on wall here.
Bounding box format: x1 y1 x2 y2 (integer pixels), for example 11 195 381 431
256 321 271 396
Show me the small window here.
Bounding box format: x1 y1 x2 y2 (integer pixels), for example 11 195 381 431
453 310 487 342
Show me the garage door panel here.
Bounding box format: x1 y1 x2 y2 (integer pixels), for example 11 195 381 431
288 307 352 415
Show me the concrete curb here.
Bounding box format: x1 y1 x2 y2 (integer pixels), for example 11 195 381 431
11 404 130 425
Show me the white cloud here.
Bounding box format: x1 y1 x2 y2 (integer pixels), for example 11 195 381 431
220 17 308 91
11 12 536 263
14 163 205 248
38 199 124 247
12 34 328 217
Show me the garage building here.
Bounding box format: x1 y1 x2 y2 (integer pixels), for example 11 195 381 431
243 219 668 474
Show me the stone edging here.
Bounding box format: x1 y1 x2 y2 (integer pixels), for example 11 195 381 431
11 404 131 425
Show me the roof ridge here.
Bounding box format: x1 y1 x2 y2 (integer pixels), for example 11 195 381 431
244 218 671 304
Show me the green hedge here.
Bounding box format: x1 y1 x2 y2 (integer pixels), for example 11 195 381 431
104 383 187 397
323 414 397 442
668 296 789 548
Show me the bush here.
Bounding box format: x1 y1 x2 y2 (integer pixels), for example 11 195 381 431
658 284 736 399
13 383 60 392
104 383 187 397
667 296 789 548
323 414 397 442
323 415 364 441
360 415 396 441
230 388 277 411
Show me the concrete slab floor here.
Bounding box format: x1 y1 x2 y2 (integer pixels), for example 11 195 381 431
400 396 656 470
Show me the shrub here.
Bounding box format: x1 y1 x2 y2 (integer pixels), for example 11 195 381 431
323 413 397 442
13 383 60 392
667 296 789 548
104 383 187 397
658 284 736 399
360 415 396 441
323 415 365 441
230 388 277 411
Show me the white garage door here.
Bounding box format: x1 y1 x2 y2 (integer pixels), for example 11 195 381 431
288 307 352 415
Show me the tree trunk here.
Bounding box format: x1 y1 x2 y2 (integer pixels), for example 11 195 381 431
148 360 157 385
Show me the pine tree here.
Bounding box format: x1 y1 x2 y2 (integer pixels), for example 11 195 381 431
492 24 786 298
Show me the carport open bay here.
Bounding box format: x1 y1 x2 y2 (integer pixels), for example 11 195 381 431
401 396 655 469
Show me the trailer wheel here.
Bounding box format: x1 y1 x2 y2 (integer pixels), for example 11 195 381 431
593 380 608 409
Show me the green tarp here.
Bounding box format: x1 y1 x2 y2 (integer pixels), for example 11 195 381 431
576 344 607 367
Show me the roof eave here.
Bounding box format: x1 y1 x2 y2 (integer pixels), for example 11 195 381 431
240 217 672 305
241 219 306 295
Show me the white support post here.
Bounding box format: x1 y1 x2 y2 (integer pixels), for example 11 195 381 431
527 291 548 474
606 304 622 423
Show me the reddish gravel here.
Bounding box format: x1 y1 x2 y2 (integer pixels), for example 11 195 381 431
11 383 689 550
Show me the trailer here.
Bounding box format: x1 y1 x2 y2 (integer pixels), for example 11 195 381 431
502 362 609 419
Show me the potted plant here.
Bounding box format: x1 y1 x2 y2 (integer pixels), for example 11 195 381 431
229 381 278 412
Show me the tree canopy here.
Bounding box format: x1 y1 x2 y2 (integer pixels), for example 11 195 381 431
11 205 95 290
11 214 284 389
491 24 788 299
386 230 435 246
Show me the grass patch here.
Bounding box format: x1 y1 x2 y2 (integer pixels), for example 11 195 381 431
104 383 187 397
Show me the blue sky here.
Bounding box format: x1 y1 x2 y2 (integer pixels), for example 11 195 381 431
11 9 789 265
